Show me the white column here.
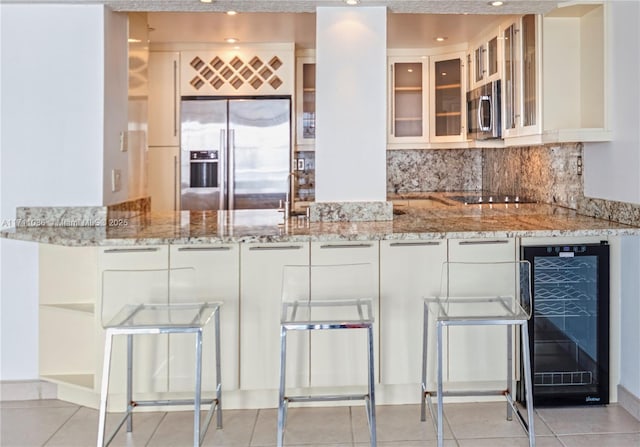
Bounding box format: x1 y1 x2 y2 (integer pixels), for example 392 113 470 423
0 4 126 383
315 7 387 204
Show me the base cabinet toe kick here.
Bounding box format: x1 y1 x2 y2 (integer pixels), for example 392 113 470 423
38 235 619 409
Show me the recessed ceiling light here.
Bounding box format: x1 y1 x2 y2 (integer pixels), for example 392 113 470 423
226 10 238 15
345 0 360 5
489 1 504 6
434 37 448 42
200 0 213 3
225 37 239 44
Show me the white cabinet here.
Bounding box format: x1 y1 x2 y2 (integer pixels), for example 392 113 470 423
379 240 447 387
39 245 98 392
388 55 429 146
148 52 180 147
147 146 179 212
446 238 516 384
295 56 316 148
240 242 310 390
469 35 500 90
148 51 181 211
309 241 379 387
502 15 542 140
169 244 240 391
430 53 466 142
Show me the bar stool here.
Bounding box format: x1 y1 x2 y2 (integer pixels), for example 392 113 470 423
420 261 535 447
277 263 377 447
97 268 222 447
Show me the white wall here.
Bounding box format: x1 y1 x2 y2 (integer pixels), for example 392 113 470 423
583 1 640 399
315 7 387 202
103 10 130 205
0 4 125 380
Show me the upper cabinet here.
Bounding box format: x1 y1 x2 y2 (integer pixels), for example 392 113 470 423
295 55 316 149
430 53 465 142
469 34 500 91
387 50 466 148
148 51 180 147
502 14 542 139
388 54 429 146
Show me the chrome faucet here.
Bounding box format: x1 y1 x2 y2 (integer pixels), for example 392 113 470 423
280 171 298 219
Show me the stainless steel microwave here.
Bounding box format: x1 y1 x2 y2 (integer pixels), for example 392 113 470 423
467 80 502 140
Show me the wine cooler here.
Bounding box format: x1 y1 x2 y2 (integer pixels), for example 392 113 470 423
520 243 609 406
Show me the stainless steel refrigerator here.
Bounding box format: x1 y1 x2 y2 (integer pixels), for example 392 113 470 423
180 97 291 211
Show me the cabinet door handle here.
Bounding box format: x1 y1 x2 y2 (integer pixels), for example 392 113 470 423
389 64 394 136
320 243 373 249
103 247 160 254
173 155 178 211
458 240 509 245
177 246 232 252
249 245 303 251
389 241 441 247
173 59 178 138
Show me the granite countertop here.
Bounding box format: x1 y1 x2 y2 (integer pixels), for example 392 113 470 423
2 192 639 246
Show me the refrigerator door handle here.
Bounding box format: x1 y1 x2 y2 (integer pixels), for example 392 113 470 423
228 129 235 210
220 129 227 210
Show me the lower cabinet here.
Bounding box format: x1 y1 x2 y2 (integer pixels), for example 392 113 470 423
379 240 447 387
446 238 517 384
38 236 532 407
169 244 240 391
309 241 380 387
239 242 310 390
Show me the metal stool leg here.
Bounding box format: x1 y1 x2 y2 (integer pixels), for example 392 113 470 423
436 321 444 447
420 301 429 422
126 334 133 433
521 323 536 447
97 331 114 447
367 325 377 447
277 325 288 447
215 307 223 430
506 324 513 422
194 329 203 447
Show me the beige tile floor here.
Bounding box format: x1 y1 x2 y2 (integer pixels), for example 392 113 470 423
1 399 639 447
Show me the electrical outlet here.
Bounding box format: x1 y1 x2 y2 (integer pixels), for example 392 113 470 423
120 131 128 152
111 169 122 192
297 158 305 171
577 155 583 176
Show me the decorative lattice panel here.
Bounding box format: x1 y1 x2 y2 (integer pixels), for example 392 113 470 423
181 50 293 96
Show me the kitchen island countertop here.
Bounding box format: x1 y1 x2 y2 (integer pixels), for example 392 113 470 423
2 195 639 246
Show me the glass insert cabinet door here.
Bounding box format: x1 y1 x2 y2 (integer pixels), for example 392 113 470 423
503 14 538 135
390 61 424 139
431 55 463 140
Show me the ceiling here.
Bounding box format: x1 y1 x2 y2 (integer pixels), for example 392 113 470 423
20 0 572 50
145 12 516 49
26 0 565 15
